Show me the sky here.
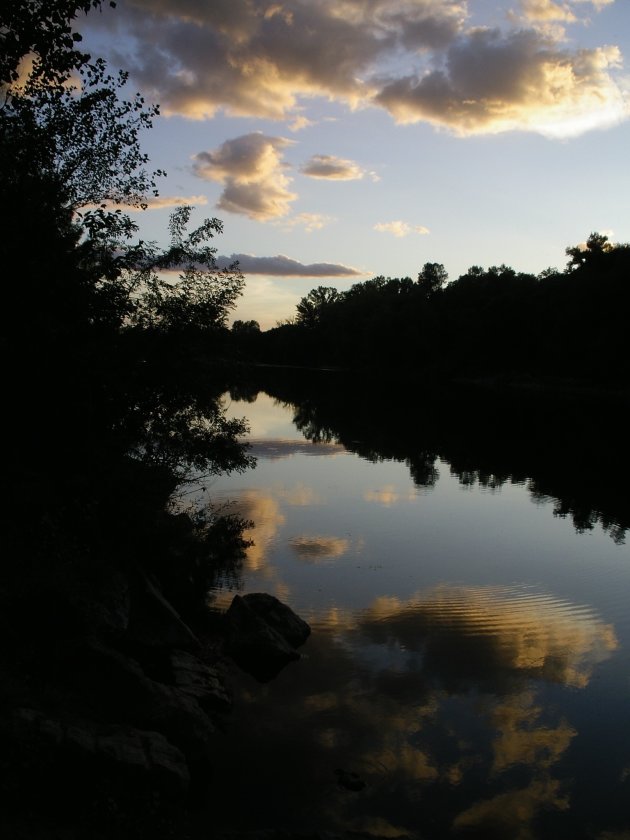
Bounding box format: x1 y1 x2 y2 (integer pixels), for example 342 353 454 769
81 0 630 329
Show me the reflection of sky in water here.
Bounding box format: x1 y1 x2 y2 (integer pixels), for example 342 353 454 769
205 392 630 839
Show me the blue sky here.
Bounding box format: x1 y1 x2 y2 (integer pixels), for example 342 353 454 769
82 0 630 328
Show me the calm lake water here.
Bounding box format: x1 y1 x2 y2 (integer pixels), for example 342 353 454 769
203 379 630 839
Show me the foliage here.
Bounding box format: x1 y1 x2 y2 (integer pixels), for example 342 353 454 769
417 262 448 298
259 234 630 383
0 0 109 86
565 231 613 271
2 0 253 582
296 286 341 327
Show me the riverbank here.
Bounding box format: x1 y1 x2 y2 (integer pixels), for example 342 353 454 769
0 539 314 838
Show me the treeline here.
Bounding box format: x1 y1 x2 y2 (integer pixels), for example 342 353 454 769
248 234 630 383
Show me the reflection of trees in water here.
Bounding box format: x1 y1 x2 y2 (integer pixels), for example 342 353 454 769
246 370 629 542
213 584 619 839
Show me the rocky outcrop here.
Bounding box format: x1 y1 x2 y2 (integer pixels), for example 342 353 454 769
64 638 221 770
2 549 312 828
224 593 311 682
7 708 190 799
167 648 232 714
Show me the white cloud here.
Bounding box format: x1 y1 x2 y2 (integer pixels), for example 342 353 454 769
374 220 430 237
192 133 296 220
276 212 335 232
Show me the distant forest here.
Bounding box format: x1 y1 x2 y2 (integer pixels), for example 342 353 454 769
233 233 630 384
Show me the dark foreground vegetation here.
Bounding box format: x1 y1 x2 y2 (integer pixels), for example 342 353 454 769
1 3 628 839
246 238 630 385
0 3 263 837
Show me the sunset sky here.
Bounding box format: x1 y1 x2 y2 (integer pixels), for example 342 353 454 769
82 0 630 328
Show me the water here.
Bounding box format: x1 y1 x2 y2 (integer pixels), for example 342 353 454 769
202 379 630 839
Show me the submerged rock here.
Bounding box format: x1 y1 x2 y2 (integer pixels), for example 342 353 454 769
224 593 311 682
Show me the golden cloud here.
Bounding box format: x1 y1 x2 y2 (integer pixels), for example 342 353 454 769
300 154 367 180
220 490 286 572
192 133 297 220
362 585 618 690
376 31 628 138
95 0 627 138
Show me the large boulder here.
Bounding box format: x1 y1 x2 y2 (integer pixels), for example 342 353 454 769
224 593 310 682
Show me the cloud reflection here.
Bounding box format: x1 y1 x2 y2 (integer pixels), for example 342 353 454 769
218 489 285 572
359 585 618 690
210 583 620 838
363 484 416 506
290 535 351 561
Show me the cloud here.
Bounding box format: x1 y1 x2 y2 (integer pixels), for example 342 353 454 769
376 28 628 137
287 114 315 132
84 194 208 212
300 154 367 180
92 0 627 138
276 212 335 232
518 0 613 23
88 0 628 138
216 253 362 277
92 0 465 120
374 220 430 237
192 133 296 220
142 194 208 209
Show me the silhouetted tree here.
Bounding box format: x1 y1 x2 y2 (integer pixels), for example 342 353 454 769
0 0 109 85
232 319 261 335
565 232 613 271
296 286 341 327
417 262 448 298
2 1 252 517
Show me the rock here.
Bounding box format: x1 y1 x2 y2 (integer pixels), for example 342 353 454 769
167 649 232 714
10 708 190 797
69 638 217 768
224 594 310 682
127 568 199 651
241 593 311 647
